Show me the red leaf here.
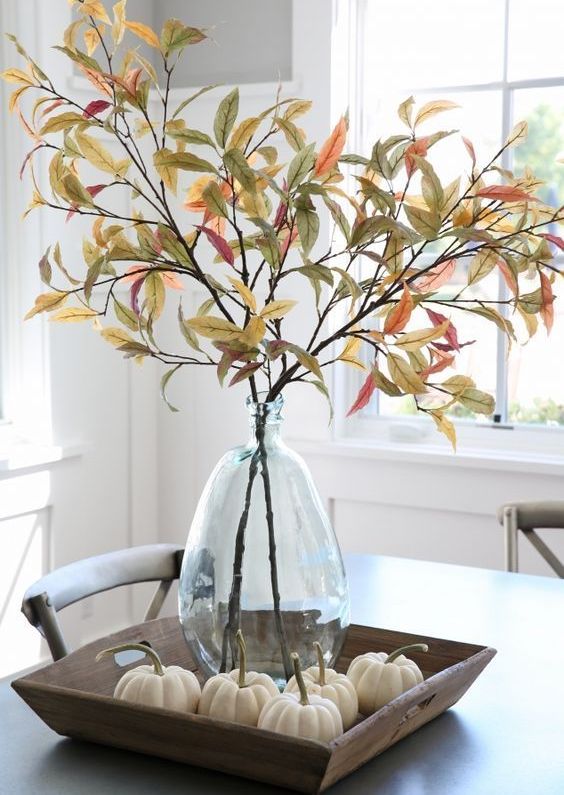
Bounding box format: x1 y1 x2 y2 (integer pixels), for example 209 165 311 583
346 371 377 417
539 271 555 334
404 137 430 178
130 277 144 315
152 229 163 255
415 259 456 292
498 259 518 296
280 226 298 260
475 185 538 203
315 116 347 177
462 136 476 168
420 349 455 379
229 361 262 387
196 225 234 265
124 67 143 97
274 197 288 228
83 99 112 118
86 184 107 197
539 233 564 252
265 339 291 360
425 308 459 350
384 284 413 334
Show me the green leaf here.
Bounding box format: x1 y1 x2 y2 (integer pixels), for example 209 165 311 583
286 143 316 192
467 248 498 285
323 196 351 242
38 247 52 286
160 19 206 56
296 206 320 256
274 116 305 151
288 344 324 381
308 379 334 424
370 141 393 180
154 148 217 174
403 204 441 240
202 181 228 219
160 365 182 412
223 148 256 193
172 84 219 119
114 297 142 332
372 366 402 396
167 127 216 148
39 111 88 135
145 271 166 319
298 263 334 287
214 87 239 148
457 387 495 415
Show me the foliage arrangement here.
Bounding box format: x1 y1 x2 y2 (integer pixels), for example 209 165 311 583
2 0 563 452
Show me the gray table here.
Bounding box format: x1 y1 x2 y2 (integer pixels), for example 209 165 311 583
2 554 564 794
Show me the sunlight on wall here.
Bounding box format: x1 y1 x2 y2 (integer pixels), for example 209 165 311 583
0 472 51 677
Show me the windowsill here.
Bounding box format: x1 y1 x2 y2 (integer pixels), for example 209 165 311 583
0 439 84 479
290 436 564 476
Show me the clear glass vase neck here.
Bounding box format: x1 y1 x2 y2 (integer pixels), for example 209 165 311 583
246 394 284 447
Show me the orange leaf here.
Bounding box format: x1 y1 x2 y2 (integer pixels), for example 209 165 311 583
475 185 538 203
540 233 564 251
314 116 347 177
462 136 476 168
162 272 184 291
420 349 455 379
404 137 430 178
415 259 456 292
383 284 413 335
539 271 554 334
77 65 113 98
498 259 518 296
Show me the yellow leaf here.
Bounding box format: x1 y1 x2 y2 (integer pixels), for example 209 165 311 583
186 315 243 342
430 411 457 451
337 336 361 360
84 27 101 56
144 272 166 320
75 128 131 177
59 173 95 207
0 68 35 87
227 277 256 312
78 0 111 24
228 117 261 151
101 326 134 346
39 111 86 135
124 20 161 48
414 100 460 127
63 19 84 52
394 321 450 351
260 299 297 320
467 248 498 285
50 307 99 322
504 120 528 150
457 388 495 415
441 375 475 394
388 353 427 394
283 100 313 122
242 316 266 347
9 85 30 112
239 189 268 220
112 0 127 44
25 291 68 319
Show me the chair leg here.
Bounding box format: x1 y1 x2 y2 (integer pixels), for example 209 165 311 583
144 579 173 622
504 506 519 573
29 593 69 661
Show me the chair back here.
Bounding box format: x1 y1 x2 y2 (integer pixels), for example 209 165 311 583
22 544 184 661
497 501 564 577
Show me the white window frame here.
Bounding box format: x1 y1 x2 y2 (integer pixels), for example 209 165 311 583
331 0 564 457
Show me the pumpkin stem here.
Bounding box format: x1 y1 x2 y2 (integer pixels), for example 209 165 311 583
291 652 310 706
95 643 165 676
314 641 326 686
385 643 429 665
236 629 247 688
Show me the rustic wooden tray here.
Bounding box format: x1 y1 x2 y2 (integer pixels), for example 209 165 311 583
12 617 496 793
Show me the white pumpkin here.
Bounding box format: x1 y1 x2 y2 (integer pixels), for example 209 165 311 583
285 642 358 729
96 642 201 713
347 642 428 715
198 630 278 726
259 652 343 742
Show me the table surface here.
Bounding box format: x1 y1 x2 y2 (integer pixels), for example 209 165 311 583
2 553 564 795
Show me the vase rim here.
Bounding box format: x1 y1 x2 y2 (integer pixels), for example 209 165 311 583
246 392 284 417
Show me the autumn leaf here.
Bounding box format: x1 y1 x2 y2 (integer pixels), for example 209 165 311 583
242 316 266 347
314 116 347 177
383 284 413 334
196 225 234 265
214 87 239 148
229 362 262 387
78 0 111 24
394 321 450 351
101 327 134 347
474 185 538 203
540 233 564 252
124 20 161 48
260 299 297 321
415 258 456 292
388 353 427 394
0 68 36 87
430 411 457 450
83 99 111 118
467 248 498 286
228 277 256 312
414 100 459 127
539 271 555 334
50 307 99 323
346 371 377 416
186 315 243 342
462 136 476 168
25 291 67 319
457 388 495 415
504 120 528 149
160 19 206 57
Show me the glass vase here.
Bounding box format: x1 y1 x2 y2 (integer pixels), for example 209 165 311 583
178 394 350 686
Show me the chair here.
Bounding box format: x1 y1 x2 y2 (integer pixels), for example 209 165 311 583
497 501 564 578
21 544 185 661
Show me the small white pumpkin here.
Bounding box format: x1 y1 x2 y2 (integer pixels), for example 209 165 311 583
198 630 278 726
259 652 343 742
96 642 201 713
285 642 358 729
347 642 428 715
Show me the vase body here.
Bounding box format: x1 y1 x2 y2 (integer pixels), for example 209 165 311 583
178 395 350 686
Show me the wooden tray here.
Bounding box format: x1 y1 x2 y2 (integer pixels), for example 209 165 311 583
12 617 496 793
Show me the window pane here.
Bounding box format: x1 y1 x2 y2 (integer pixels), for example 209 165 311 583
507 307 564 426
512 87 564 205
508 0 564 81
362 0 505 89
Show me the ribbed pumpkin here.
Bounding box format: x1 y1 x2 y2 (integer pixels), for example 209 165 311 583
347 643 428 714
